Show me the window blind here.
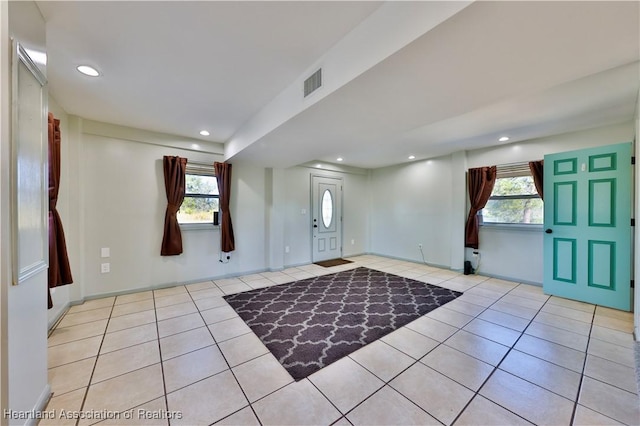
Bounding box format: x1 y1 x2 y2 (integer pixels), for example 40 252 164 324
495 162 534 178
185 161 215 177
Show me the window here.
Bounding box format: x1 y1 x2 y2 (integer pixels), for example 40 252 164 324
480 164 543 225
321 189 333 227
177 163 219 226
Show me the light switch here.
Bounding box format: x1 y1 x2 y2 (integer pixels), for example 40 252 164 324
101 247 110 258
301 209 307 215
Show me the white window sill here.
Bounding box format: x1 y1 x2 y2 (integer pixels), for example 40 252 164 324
179 223 219 231
480 223 543 232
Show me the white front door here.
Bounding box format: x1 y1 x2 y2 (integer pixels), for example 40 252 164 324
312 176 342 262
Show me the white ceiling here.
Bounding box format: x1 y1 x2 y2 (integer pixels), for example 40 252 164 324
38 1 639 170
37 1 382 141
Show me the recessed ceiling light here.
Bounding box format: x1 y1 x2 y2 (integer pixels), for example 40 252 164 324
408 155 416 160
498 136 510 142
76 65 100 77
199 130 210 136
336 157 343 162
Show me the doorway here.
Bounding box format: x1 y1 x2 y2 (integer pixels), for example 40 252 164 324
311 175 343 262
543 142 632 311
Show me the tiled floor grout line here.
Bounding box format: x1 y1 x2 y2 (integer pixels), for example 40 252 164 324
254 272 566 425
333 275 522 424
454 284 561 425
226 263 428 424
69 306 167 424
232 266 365 424
65 291 627 424
336 270 608 423
46 258 637 426
306 377 362 424
468 285 633 426
436 284 538 426
440 284 561 419
185 282 265 426
332 274 495 426
151 288 173 426
47 328 108 350
568 306 597 426
341 346 446 425
569 313 635 425
74 297 117 426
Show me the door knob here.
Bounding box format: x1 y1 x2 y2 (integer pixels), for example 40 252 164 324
313 225 318 228
545 229 553 234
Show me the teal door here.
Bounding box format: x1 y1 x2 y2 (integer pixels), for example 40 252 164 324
543 142 632 311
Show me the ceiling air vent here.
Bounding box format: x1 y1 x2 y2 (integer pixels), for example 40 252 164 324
304 68 322 97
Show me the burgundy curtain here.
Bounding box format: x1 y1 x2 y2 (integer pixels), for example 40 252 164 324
48 113 73 309
529 160 544 200
465 166 497 249
161 156 187 255
214 162 235 252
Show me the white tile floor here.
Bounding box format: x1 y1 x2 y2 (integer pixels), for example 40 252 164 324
45 255 639 425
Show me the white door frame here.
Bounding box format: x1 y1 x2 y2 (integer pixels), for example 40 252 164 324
311 175 343 263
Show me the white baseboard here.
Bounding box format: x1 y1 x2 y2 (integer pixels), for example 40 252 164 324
47 303 70 331
12 384 51 426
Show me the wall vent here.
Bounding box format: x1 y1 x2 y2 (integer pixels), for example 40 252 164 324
304 68 322 97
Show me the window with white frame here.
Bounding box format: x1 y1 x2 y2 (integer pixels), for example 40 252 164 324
480 163 543 225
177 163 220 226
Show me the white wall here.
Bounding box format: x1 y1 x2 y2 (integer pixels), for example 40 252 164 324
467 122 634 283
73 120 270 297
225 163 268 274
46 117 372 301
370 155 462 268
368 122 635 285
51 114 637 305
5 1 50 422
1 0 10 416
282 165 370 267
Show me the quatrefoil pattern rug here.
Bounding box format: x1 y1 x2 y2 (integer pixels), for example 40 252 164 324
223 267 461 380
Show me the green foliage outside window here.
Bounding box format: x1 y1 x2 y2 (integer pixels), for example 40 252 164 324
178 174 219 224
482 176 543 224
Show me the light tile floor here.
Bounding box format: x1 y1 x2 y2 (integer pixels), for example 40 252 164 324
45 255 639 425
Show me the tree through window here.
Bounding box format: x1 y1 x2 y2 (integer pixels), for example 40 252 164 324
177 164 220 225
480 166 543 225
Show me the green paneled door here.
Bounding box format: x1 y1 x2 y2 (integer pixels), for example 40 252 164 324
543 142 632 311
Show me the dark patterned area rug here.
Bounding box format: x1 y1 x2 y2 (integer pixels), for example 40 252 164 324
223 267 461 381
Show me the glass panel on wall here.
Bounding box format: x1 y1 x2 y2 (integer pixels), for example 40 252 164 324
322 189 333 228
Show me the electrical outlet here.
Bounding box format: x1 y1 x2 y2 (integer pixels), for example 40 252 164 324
418 243 423 249
285 246 290 253
101 263 110 273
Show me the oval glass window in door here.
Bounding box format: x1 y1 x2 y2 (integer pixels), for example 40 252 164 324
321 189 333 228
